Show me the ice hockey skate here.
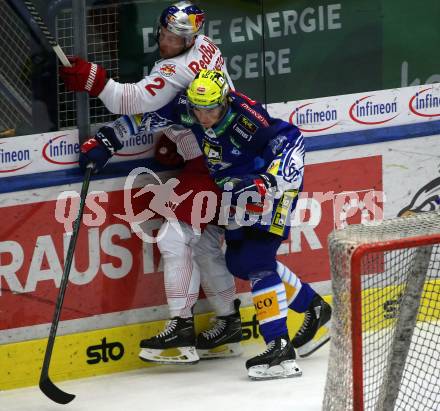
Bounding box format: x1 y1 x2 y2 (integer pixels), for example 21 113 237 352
246 335 302 380
139 317 199 365
292 294 332 358
196 299 243 359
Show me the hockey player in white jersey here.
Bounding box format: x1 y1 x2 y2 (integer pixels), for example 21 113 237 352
60 2 231 115
62 1 242 364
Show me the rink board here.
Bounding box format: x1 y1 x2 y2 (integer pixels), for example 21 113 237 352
1 84 440 391
0 156 381 336
0 299 331 390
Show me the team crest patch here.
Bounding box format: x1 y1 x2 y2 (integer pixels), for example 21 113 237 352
267 159 281 175
203 140 222 163
159 63 176 77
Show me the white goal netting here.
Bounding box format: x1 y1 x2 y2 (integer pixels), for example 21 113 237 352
323 211 440 411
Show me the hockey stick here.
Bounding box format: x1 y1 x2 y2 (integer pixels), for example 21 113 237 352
5 0 71 67
5 0 79 404
39 164 93 404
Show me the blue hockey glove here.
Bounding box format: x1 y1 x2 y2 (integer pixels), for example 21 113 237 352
79 126 123 173
226 173 277 215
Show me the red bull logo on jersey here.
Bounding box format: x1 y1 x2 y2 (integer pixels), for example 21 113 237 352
159 63 176 78
42 134 80 165
289 102 338 132
188 37 219 75
0 142 32 173
349 95 399 125
409 87 440 118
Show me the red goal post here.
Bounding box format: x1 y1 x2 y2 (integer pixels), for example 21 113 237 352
322 211 440 411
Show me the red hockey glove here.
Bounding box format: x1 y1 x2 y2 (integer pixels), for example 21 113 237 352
59 56 107 97
155 134 184 167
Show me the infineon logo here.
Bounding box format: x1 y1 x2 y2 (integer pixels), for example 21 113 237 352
42 134 80 165
289 102 338 132
409 87 440 118
0 142 32 173
349 95 399 125
115 133 155 157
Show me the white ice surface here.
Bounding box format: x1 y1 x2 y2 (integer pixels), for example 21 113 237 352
0 343 329 411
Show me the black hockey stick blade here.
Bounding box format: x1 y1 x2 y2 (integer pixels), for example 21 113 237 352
39 375 75 405
38 166 93 404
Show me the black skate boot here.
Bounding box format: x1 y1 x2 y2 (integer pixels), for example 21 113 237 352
292 294 332 358
196 299 243 359
139 317 199 365
246 334 302 380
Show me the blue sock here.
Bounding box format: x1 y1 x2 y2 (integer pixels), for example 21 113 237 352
251 271 289 343
288 282 316 313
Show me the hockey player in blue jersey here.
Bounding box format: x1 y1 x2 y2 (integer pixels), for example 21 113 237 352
79 69 332 380
156 69 332 379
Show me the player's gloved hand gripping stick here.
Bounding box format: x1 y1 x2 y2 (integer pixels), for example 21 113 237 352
4 0 94 404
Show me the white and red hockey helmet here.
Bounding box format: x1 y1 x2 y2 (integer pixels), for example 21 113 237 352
159 1 205 41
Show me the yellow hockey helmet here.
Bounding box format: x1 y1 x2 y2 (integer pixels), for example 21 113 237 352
186 69 230 109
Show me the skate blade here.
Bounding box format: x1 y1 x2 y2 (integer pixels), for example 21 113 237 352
297 321 331 358
248 360 302 381
198 343 243 360
139 346 199 365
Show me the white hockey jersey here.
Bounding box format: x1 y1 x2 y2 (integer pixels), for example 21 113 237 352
99 35 232 115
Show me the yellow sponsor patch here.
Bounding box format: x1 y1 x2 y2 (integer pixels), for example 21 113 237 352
269 189 298 236
283 283 297 305
253 290 280 321
267 159 281 176
202 140 222 163
133 114 143 126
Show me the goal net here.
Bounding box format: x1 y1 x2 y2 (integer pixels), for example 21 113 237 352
323 211 440 411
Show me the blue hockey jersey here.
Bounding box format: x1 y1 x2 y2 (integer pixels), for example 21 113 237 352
157 91 303 186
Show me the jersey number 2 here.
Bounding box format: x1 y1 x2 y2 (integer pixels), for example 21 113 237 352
145 77 165 96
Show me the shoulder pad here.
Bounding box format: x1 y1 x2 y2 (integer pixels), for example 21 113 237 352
237 102 270 128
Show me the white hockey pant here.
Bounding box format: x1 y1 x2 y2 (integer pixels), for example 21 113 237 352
157 221 235 318
193 225 236 317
